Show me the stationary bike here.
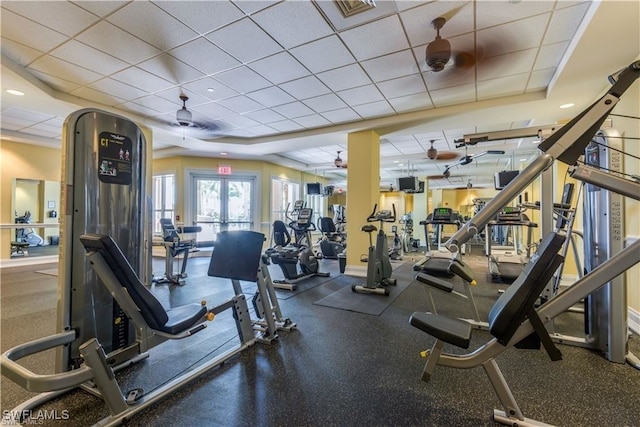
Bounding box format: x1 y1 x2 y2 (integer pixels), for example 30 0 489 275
352 204 397 296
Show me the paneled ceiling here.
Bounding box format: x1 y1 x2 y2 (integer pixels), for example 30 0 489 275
1 1 638 189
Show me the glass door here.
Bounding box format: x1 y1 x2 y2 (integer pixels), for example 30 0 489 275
192 175 254 246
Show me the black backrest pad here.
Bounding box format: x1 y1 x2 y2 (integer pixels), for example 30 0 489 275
488 232 565 344
272 220 291 247
79 233 168 330
159 217 179 241
319 217 337 233
208 230 265 282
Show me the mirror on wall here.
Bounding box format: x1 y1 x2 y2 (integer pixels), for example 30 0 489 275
10 178 60 259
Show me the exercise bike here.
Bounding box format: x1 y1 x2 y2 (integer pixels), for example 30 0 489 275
267 207 330 290
352 204 397 296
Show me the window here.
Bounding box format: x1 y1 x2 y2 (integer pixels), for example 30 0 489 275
271 178 299 223
305 191 326 227
152 174 175 234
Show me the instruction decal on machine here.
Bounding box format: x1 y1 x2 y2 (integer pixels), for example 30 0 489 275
98 132 132 185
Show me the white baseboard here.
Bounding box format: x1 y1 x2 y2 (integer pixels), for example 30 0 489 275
629 307 640 336
0 255 58 268
344 265 367 277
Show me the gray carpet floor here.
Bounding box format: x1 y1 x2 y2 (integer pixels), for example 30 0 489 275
1 253 639 426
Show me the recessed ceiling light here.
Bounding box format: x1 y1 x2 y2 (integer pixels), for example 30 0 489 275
532 139 541 144
559 103 574 109
6 89 25 96
398 163 404 167
220 152 228 156
393 160 399 163
519 158 527 162
207 87 215 92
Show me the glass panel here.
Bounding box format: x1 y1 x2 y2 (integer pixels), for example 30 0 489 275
228 180 252 223
195 178 221 244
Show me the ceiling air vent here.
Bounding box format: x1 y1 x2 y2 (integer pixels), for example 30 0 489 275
335 0 376 18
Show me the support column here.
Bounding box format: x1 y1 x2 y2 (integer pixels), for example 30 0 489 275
345 130 380 276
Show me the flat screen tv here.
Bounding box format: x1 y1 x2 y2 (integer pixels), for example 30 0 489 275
306 182 322 195
494 170 519 190
398 176 419 192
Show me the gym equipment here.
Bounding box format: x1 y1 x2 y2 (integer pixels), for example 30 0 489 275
14 210 44 246
152 218 202 285
414 257 488 330
268 207 330 290
317 216 346 259
399 213 419 254
413 208 461 275
444 61 639 369
485 206 537 281
352 204 397 296
410 232 566 426
390 225 402 260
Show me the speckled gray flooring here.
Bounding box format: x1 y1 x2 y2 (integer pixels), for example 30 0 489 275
1 253 639 426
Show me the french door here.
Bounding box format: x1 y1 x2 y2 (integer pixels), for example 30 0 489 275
190 174 255 246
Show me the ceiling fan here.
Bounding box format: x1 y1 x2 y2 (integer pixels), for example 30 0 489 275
164 94 228 139
443 146 505 178
425 16 479 73
426 139 458 161
334 151 347 168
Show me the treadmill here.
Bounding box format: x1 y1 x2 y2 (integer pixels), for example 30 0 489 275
413 208 461 276
486 206 537 281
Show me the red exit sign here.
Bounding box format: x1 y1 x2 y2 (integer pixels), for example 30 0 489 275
218 165 232 175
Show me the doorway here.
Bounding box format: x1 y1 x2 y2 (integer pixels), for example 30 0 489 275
189 173 256 246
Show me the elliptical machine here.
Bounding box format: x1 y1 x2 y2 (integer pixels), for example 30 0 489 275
267 206 330 290
352 204 397 296
15 210 45 247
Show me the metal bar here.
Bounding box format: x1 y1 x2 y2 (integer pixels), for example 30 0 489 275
570 164 640 201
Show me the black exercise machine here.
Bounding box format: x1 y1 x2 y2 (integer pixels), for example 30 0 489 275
152 218 201 285
413 208 462 276
317 216 346 259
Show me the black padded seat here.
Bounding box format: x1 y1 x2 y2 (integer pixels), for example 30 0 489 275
416 273 454 293
449 259 474 283
410 312 472 349
361 225 377 233
80 234 207 334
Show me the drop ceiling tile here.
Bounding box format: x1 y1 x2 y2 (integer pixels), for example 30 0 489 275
337 85 384 106
117 101 162 118
28 70 82 93
272 102 315 119
339 15 409 61
181 77 239 101
321 107 361 124
400 1 474 47
155 87 210 107
213 66 272 93
527 68 555 92
168 38 241 76
243 109 286 124
316 64 372 92
248 52 309 85
477 15 549 57
20 127 60 138
476 1 554 29
246 124 278 136
131 95 181 114
252 1 333 49
303 94 348 113
377 74 426 99
70 86 125 106
50 40 129 76
1 114 34 128
534 42 569 71
246 86 295 108
88 78 150 101
361 50 421 83
544 2 591 44
388 92 433 113
107 2 198 51
289 35 356 74
352 101 395 118
430 82 476 107
27 121 63 134
268 119 305 132
397 145 428 155
205 18 282 63
216 96 265 114
111 67 174 93
71 1 129 17
478 73 529 100
279 76 331 100
224 128 257 138
154 1 244 35
293 114 331 129
232 0 278 16
222 114 261 129
28 56 102 86
76 21 161 64
3 1 99 37
192 102 236 119
0 9 68 53
1 38 44 65
137 53 205 85
477 49 537 81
